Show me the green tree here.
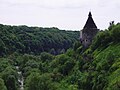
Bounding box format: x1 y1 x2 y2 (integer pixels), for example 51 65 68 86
1 66 18 90
25 72 57 90
40 52 54 62
0 78 7 90
6 75 17 90
110 23 120 42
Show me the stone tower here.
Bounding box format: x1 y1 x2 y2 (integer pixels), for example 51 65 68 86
80 12 99 48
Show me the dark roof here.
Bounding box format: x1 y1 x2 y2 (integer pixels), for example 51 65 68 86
83 12 97 29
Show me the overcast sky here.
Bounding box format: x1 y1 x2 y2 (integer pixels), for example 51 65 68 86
0 0 120 30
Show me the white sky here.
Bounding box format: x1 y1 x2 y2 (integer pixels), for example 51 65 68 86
0 0 120 30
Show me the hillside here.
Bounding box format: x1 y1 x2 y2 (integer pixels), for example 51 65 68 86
0 23 120 90
0 24 79 56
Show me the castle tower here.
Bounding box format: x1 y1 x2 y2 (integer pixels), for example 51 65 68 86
80 12 99 48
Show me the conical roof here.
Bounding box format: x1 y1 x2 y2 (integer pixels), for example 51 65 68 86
83 12 97 29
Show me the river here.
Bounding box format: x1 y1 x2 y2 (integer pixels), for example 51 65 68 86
16 66 24 90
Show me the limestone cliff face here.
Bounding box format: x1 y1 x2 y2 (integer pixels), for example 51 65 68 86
80 12 99 48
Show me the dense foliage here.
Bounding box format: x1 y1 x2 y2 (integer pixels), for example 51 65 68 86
0 23 120 90
0 24 79 56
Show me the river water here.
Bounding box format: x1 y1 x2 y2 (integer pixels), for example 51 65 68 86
16 66 24 90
